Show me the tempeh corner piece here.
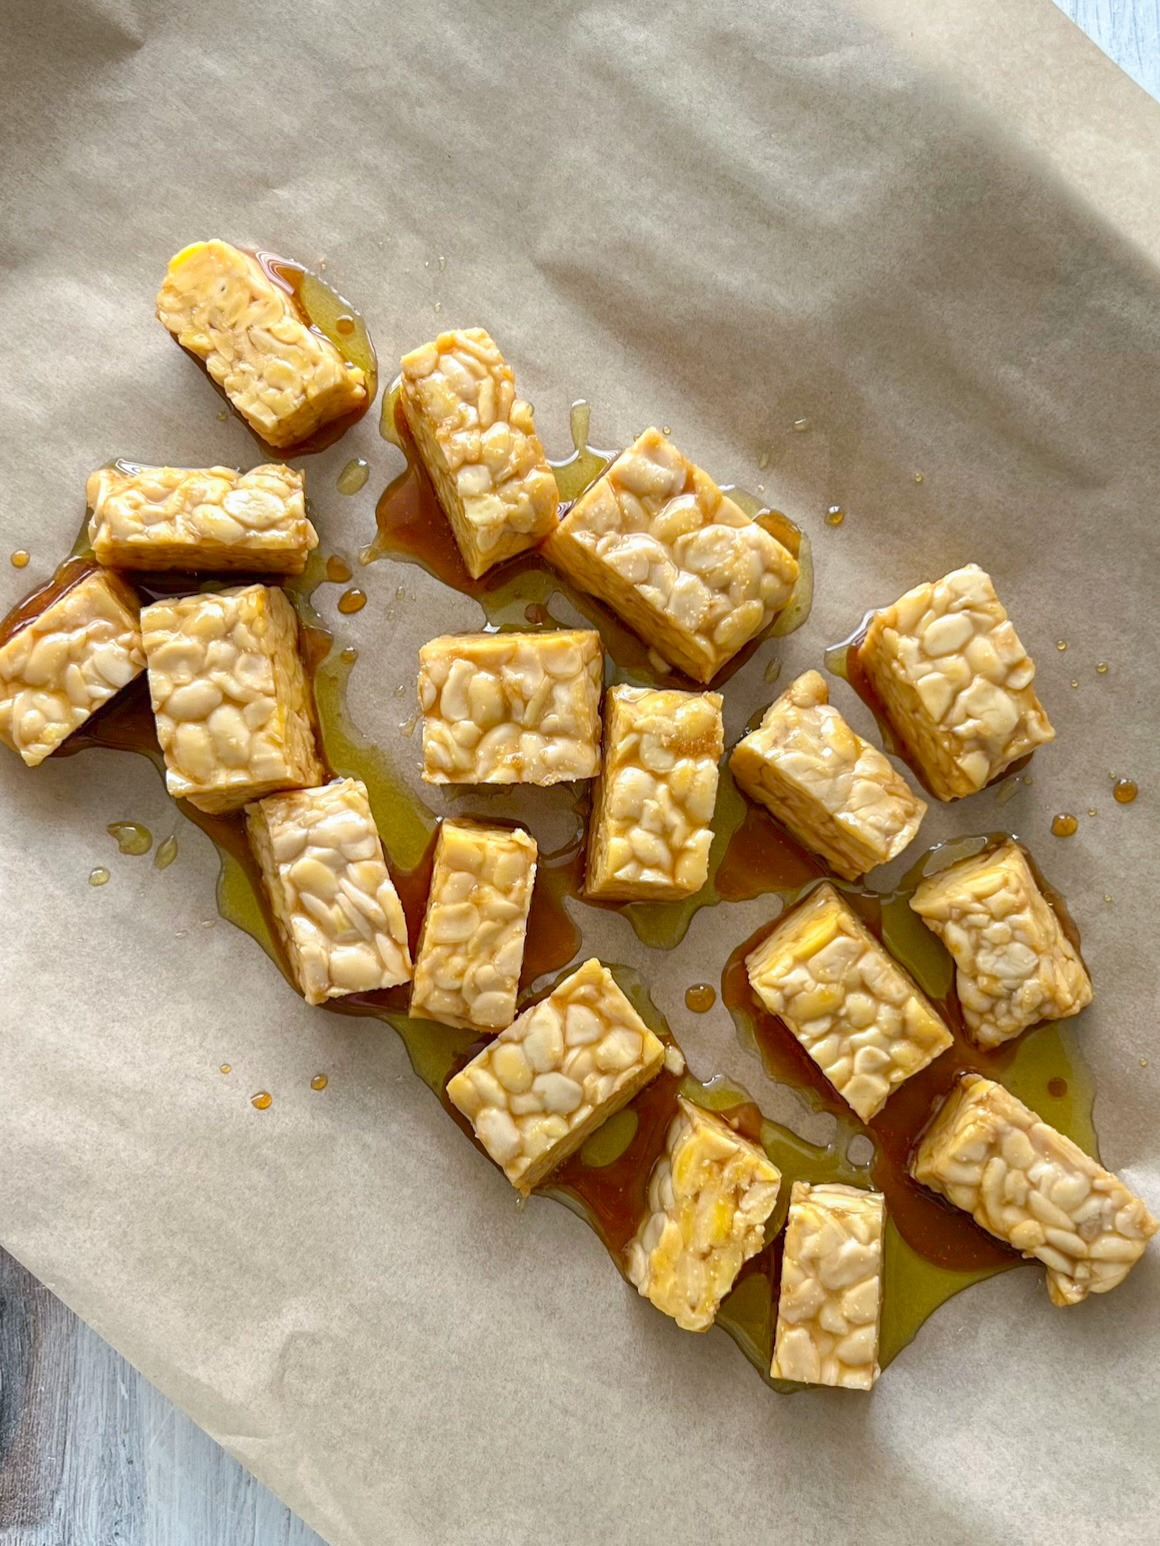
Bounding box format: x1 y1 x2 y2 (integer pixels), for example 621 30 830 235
910 841 1091 1049
411 820 537 1032
156 240 367 449
746 883 952 1122
853 563 1054 800
626 1097 781 1332
730 670 926 881
418 629 603 785
912 1074 1157 1304
246 777 411 1004
86 462 317 574
446 958 665 1193
0 565 145 766
771 1182 885 1390
399 328 559 578
586 685 723 901
545 428 798 683
141 582 323 813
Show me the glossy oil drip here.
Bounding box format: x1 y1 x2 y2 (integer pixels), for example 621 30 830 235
44 548 1098 1391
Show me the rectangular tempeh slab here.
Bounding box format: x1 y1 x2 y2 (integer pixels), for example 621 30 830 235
746 883 952 1121
910 841 1092 1048
410 819 538 1032
626 1097 782 1332
730 670 926 881
545 428 798 683
86 462 318 574
771 1182 885 1390
0 565 145 766
141 583 324 813
418 629 603 785
399 328 559 578
446 958 665 1193
854 564 1054 800
246 777 412 1004
585 685 723 900
156 240 367 449
912 1074 1157 1304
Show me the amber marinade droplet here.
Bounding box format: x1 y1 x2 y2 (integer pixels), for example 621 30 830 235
107 820 152 856
251 1091 272 1110
154 834 179 870
337 588 367 614
220 1063 232 1075
1051 813 1078 838
88 867 110 887
825 505 845 526
684 983 717 1013
336 459 370 496
10 550 30 568
1113 779 1138 804
326 554 353 583
311 1073 329 1091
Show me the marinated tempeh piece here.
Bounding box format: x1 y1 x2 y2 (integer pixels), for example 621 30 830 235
246 777 411 1004
626 1098 782 1332
141 583 323 813
771 1182 885 1390
586 686 723 901
545 428 798 683
156 240 367 449
910 841 1091 1049
746 884 952 1122
854 564 1054 800
411 820 538 1032
730 671 926 881
418 629 603 785
446 958 665 1193
912 1074 1157 1304
86 462 317 574
399 328 559 578
0 565 144 766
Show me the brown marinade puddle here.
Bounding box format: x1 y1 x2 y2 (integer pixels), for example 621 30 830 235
27 443 1096 1395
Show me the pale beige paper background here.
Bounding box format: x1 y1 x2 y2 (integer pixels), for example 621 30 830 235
1 1 1158 1542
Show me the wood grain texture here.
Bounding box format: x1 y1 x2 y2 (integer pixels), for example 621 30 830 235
0 5 1156 1545
1056 0 1160 96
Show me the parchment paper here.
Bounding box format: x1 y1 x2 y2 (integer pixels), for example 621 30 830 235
2 2 1158 1542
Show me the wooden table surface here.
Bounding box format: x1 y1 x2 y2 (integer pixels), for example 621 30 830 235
2 5 1157 1544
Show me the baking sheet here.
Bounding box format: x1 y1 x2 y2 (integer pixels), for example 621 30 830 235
1 1 1158 1542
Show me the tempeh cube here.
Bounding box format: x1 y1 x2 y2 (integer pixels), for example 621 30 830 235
746 883 952 1122
411 820 538 1032
0 564 145 766
730 671 926 881
446 958 665 1193
86 462 317 574
854 564 1054 800
586 686 723 901
156 240 367 449
626 1097 782 1331
399 328 559 578
912 1074 1157 1304
141 583 323 813
545 428 798 683
246 777 411 1004
418 629 603 785
771 1182 885 1390
910 841 1092 1049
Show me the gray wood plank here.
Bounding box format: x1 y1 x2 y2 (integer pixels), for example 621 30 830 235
1055 0 1160 97
0 5 1156 1544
